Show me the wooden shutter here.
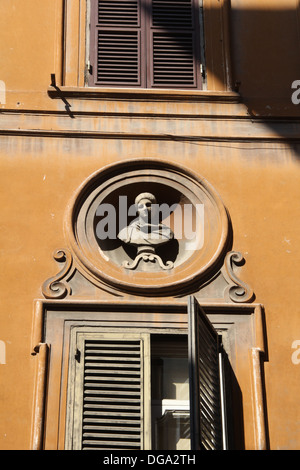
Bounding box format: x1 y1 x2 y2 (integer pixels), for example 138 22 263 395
149 0 200 88
67 331 151 450
90 0 143 86
188 296 224 450
89 0 202 89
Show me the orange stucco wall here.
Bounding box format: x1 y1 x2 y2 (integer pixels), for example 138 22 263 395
0 0 300 450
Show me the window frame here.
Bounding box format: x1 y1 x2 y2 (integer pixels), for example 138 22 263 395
88 0 203 90
65 318 225 451
64 325 226 450
61 0 233 92
30 299 267 450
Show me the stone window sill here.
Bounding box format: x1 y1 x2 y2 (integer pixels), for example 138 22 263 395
47 86 240 103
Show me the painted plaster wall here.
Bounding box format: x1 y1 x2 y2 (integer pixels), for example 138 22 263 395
0 0 299 450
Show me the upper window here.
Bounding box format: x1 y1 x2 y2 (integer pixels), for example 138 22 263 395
88 0 204 89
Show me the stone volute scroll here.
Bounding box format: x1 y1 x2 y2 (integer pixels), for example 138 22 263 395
41 249 74 299
41 159 255 300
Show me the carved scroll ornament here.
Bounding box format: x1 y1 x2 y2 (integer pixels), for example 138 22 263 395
42 249 73 299
40 160 255 301
221 251 254 303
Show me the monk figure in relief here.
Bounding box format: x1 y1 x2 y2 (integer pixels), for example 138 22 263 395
118 192 174 270
118 192 174 248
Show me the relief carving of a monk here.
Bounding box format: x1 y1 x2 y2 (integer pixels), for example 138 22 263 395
117 193 174 270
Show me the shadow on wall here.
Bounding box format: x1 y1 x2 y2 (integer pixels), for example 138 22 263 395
138 1 300 156
229 4 300 158
229 4 300 117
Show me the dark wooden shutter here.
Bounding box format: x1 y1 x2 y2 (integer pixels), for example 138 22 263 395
90 0 143 86
188 296 224 450
149 0 200 88
90 0 202 89
82 338 143 449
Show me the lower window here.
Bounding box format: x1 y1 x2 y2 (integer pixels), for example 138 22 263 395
151 335 190 450
65 298 229 450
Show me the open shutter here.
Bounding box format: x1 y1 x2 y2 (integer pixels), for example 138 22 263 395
90 0 144 86
149 0 201 88
188 296 225 450
68 331 151 450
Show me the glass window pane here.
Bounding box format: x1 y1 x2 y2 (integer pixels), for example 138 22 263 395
151 335 190 450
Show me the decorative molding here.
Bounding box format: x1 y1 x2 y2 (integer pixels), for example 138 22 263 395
63 0 87 87
39 161 255 302
63 159 230 297
30 343 49 450
122 252 174 271
40 246 255 304
250 347 267 450
2 128 300 145
48 86 241 102
42 249 74 299
3 106 300 143
221 251 254 303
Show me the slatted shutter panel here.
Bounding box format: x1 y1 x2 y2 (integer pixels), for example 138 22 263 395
188 296 224 450
68 331 151 450
89 0 202 89
90 0 143 86
149 0 200 88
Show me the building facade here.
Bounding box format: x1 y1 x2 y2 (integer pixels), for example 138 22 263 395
0 0 300 450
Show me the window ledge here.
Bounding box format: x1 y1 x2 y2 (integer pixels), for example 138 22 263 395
47 86 241 103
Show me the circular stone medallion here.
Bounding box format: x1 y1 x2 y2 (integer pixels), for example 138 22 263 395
65 160 229 296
